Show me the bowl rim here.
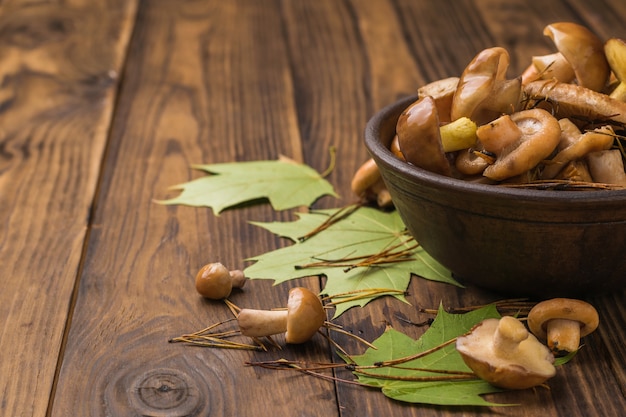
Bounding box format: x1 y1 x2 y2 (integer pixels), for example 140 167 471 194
365 95 626 204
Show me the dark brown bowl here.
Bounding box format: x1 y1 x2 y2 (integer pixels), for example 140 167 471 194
365 95 626 298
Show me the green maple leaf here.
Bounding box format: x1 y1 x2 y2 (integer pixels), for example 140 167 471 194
245 206 460 317
347 304 511 407
157 157 337 214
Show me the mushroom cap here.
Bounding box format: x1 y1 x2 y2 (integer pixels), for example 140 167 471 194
285 287 326 344
451 47 510 122
541 125 615 179
527 298 600 341
396 96 452 176
351 158 382 197
604 38 626 99
418 76 459 123
195 262 233 300
543 22 610 92
524 79 626 124
482 108 561 181
456 318 556 390
531 52 576 83
605 38 626 81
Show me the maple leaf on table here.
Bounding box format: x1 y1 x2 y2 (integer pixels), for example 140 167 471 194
244 206 461 318
156 157 337 215
346 304 509 407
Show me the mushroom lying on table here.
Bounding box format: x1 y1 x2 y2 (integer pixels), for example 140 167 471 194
456 316 556 389
351 158 393 208
195 262 246 300
527 298 599 356
237 287 326 344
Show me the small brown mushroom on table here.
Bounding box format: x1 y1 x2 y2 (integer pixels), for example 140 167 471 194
195 262 247 300
237 287 326 344
456 316 556 390
527 298 599 356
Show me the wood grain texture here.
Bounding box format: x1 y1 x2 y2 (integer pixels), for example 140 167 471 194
50 1 333 416
0 2 137 416
1 0 625 416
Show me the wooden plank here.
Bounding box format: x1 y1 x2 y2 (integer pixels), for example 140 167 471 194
0 2 137 417
50 1 337 416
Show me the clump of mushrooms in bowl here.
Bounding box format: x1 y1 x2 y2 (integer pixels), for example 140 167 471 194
358 22 626 298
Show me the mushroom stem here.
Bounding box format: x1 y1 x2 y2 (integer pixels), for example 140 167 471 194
237 309 288 338
493 316 529 359
229 270 247 289
236 287 326 344
546 318 582 354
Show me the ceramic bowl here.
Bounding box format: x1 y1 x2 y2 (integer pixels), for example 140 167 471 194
365 95 626 298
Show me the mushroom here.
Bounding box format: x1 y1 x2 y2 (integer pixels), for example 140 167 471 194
540 125 615 179
520 52 576 85
555 160 593 182
451 47 522 125
351 158 393 207
237 287 326 344
543 22 610 92
439 116 477 152
527 298 600 356
556 117 584 150
195 262 246 300
475 113 522 155
396 96 452 176
455 148 492 176
456 316 556 390
479 108 561 181
417 76 459 123
523 79 626 125
389 135 405 160
604 38 626 100
586 149 626 185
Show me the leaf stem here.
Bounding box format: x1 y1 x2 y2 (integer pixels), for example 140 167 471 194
353 369 477 382
359 338 458 368
298 203 361 242
320 145 337 178
323 288 406 306
295 236 418 270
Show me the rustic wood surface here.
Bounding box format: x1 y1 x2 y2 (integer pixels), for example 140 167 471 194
1 1 625 416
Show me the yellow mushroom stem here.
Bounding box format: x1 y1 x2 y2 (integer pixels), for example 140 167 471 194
545 318 582 353
439 116 477 152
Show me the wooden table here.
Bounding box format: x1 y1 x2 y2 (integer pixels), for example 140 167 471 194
2 1 625 416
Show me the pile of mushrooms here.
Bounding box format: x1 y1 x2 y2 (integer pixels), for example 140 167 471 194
456 298 599 390
353 22 626 205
